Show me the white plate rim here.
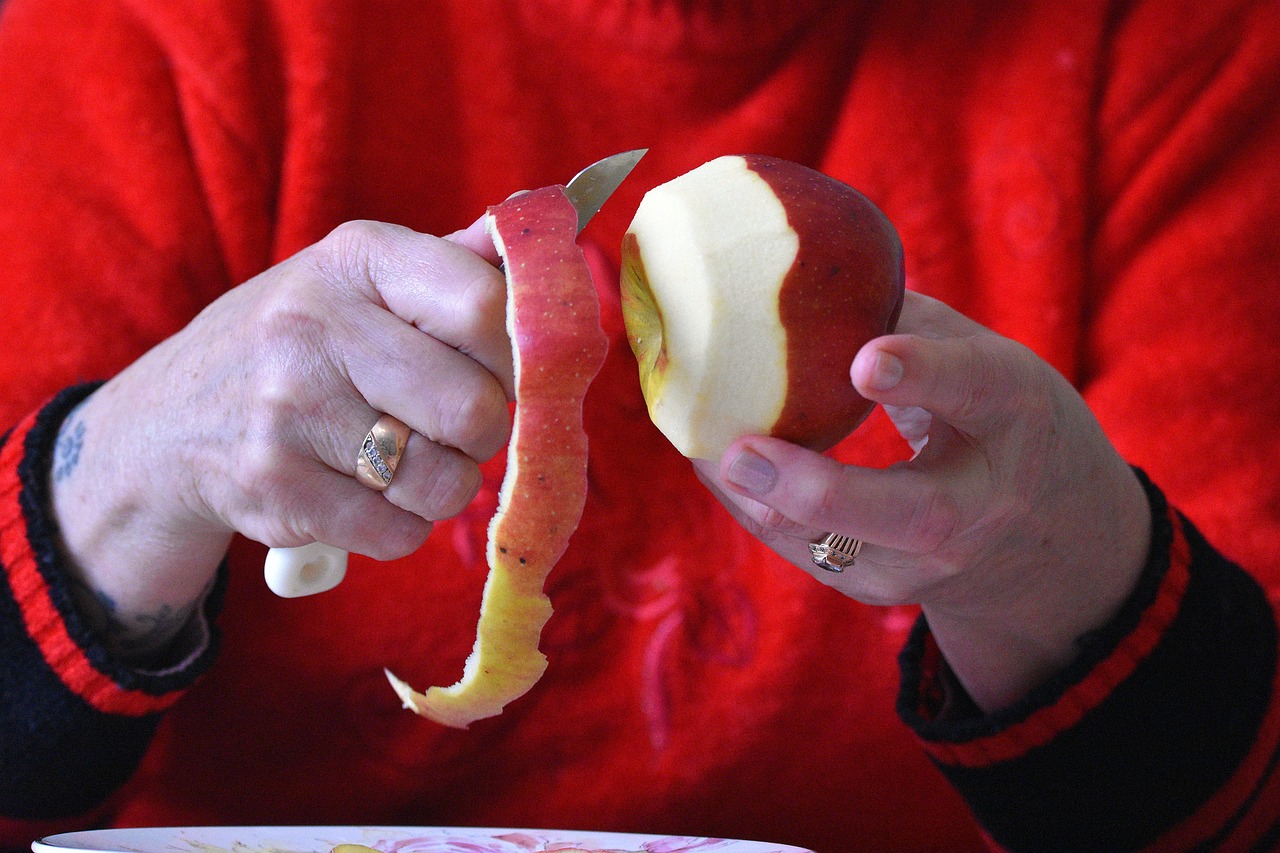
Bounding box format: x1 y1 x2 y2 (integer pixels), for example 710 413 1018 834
31 825 815 853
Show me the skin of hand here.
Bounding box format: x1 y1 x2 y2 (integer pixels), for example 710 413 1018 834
693 291 1153 713
48 216 511 662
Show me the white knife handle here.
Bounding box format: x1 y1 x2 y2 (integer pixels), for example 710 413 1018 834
264 543 348 598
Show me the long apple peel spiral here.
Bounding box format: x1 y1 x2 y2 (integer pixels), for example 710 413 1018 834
385 186 607 728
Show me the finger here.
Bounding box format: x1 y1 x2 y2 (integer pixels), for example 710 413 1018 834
282 409 481 540
382 432 484 521
851 332 1034 439
340 308 512 463
443 212 502 266
319 220 515 400
280 401 485 535
247 462 433 561
717 436 961 555
890 289 988 339
693 456 822 551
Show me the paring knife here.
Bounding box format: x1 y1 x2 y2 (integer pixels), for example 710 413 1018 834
263 148 648 598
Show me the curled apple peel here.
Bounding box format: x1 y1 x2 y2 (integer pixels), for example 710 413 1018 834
385 185 607 728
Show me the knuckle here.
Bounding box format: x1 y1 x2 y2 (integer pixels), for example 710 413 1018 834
325 219 387 257
419 455 483 520
241 363 315 462
248 351 320 423
796 464 855 528
225 457 316 546
438 381 510 460
951 337 1038 425
753 504 808 540
234 414 294 502
967 335 1049 422
453 268 507 333
734 502 807 554
235 404 288 484
316 220 391 286
949 347 1003 423
249 286 338 399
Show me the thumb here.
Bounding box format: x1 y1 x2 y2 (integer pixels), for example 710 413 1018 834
851 332 1032 438
443 212 502 266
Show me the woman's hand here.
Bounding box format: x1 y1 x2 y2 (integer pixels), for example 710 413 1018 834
694 291 1152 712
49 217 511 660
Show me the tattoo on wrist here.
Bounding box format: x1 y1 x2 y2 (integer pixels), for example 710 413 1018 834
53 408 86 483
68 575 209 665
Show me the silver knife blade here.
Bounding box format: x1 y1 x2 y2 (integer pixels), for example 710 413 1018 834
564 148 648 233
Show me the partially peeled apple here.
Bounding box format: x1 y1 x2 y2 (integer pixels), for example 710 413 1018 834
621 155 905 460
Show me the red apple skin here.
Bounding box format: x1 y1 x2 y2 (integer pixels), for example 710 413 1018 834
490 185 608 572
744 155 905 452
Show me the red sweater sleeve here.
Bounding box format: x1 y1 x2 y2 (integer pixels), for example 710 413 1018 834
0 0 251 837
899 2 1280 849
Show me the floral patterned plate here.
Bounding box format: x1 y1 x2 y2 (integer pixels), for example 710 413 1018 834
32 826 815 853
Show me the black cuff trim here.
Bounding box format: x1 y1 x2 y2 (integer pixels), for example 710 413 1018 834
897 469 1277 849
898 467 1174 743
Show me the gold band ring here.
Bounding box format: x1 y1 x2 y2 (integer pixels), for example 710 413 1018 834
808 532 863 573
354 414 410 491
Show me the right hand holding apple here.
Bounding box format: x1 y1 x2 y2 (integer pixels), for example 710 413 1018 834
695 290 1153 713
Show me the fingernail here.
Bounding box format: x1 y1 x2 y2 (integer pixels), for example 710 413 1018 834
726 449 778 495
868 352 904 391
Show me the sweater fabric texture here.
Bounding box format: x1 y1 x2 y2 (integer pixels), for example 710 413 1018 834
2 1 1280 850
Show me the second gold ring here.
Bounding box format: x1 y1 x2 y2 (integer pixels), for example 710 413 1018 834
354 413 410 491
809 532 863 573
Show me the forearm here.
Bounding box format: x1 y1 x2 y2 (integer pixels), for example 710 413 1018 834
899 474 1280 850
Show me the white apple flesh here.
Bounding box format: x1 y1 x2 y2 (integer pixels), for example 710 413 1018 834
621 154 905 459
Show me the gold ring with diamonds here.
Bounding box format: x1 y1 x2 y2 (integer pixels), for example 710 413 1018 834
354 414 410 491
808 532 863 573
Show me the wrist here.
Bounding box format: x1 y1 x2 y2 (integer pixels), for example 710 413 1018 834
2 391 226 720
43 383 231 659
920 463 1153 712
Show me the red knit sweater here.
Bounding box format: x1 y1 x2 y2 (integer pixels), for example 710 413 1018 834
3 1 1280 850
